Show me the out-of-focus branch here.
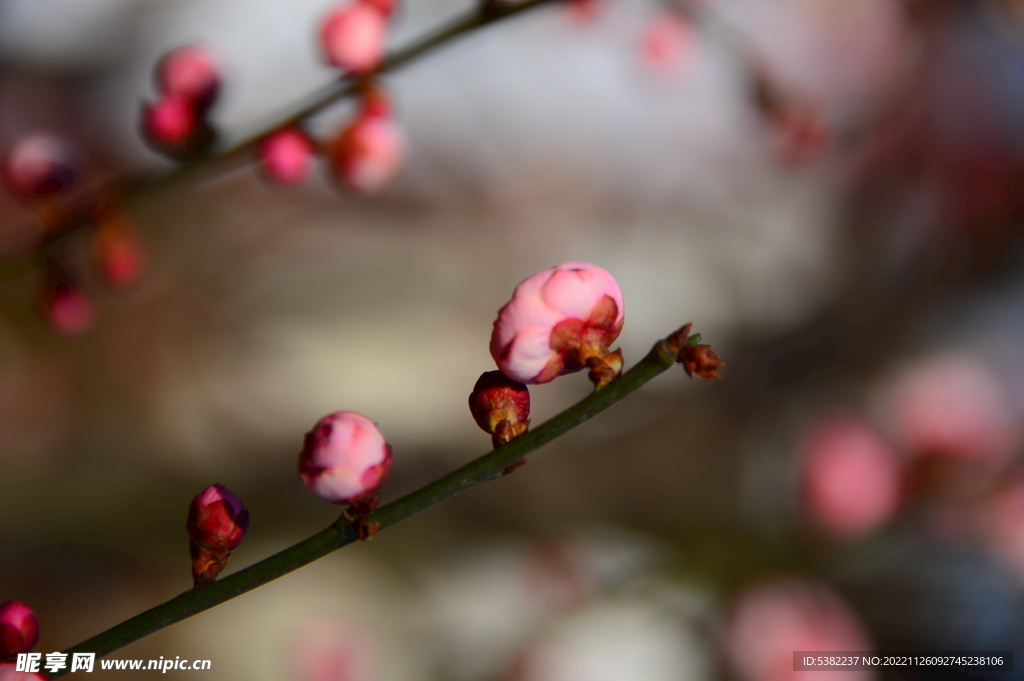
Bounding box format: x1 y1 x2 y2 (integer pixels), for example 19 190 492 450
0 0 560 276
52 324 716 676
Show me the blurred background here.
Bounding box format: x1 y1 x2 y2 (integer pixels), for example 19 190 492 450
2 0 1024 678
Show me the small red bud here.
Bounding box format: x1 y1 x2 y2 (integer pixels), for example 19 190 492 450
469 371 530 448
0 602 38 660
259 128 315 185
186 484 249 587
155 44 220 111
2 133 79 202
40 260 92 335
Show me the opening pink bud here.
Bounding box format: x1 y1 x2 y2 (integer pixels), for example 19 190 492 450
299 411 392 505
725 581 873 681
469 371 531 447
330 98 403 194
186 483 249 586
0 602 38 659
259 129 315 185
320 2 388 74
490 262 624 385
801 414 903 539
2 133 79 201
156 44 220 110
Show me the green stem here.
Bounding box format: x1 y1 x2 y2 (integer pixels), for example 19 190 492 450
54 330 685 676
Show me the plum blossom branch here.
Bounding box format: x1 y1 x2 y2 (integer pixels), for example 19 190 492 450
52 323 717 677
0 0 559 276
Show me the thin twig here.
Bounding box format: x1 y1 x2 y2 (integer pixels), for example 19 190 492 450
53 327 693 676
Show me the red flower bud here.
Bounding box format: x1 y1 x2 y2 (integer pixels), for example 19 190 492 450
155 44 220 111
0 602 38 660
186 484 249 587
40 260 92 334
490 262 624 386
469 371 530 447
259 128 315 185
329 89 403 194
2 133 79 202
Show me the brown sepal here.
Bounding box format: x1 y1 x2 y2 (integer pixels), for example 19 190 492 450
586 348 623 389
190 539 232 587
345 493 382 541
493 418 529 448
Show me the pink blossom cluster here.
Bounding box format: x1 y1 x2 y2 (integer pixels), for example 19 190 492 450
800 351 1018 541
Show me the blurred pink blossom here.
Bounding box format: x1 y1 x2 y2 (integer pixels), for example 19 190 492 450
320 2 389 74
725 580 874 681
640 12 694 74
2 133 78 201
155 44 220 110
330 92 403 195
882 353 1017 462
289 617 376 681
800 413 903 538
260 129 316 185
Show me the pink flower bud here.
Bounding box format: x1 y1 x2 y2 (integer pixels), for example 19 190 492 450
0 662 47 681
259 129 315 185
155 44 220 110
41 260 92 334
299 411 392 505
141 96 213 158
725 580 873 681
490 262 624 385
469 371 530 447
2 133 79 201
0 602 38 659
320 2 388 74
800 414 903 539
330 93 403 194
186 483 249 586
